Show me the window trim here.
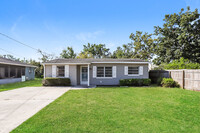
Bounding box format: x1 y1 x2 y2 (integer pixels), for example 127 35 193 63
127 66 140 76
96 66 113 78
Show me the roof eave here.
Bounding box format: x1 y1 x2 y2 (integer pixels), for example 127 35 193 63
91 62 149 64
42 62 149 65
0 62 37 67
42 63 91 65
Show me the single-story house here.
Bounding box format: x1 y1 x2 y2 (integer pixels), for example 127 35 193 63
43 59 149 86
0 57 36 85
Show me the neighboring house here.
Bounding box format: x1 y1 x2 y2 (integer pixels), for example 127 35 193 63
0 57 36 85
43 59 149 86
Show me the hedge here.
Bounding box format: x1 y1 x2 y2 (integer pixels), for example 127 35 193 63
42 77 71 86
161 78 180 88
119 79 151 86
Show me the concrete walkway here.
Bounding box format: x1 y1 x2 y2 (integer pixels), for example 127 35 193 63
0 87 70 133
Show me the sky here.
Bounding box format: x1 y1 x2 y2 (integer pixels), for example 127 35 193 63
0 0 200 61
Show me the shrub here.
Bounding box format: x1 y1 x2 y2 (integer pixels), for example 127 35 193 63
161 78 180 88
119 79 151 86
157 77 163 86
164 57 200 69
42 78 71 86
143 79 151 86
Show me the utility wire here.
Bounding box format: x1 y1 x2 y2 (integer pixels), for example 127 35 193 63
0 47 24 58
0 32 51 55
0 32 39 51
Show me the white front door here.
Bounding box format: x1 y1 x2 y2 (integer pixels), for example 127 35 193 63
80 66 88 85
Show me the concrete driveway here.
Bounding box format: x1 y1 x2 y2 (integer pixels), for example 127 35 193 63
0 87 70 133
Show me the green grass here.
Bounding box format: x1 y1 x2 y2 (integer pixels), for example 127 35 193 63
12 87 200 133
0 78 42 92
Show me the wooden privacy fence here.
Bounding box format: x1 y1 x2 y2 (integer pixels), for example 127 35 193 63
149 70 200 90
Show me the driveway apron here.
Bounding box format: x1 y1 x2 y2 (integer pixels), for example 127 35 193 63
0 87 70 133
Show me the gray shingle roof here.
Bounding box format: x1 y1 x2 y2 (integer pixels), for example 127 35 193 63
0 57 36 67
43 58 148 64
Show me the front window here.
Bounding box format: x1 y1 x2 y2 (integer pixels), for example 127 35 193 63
128 67 139 75
17 68 22 78
22 68 25 75
97 67 104 77
10 66 16 78
0 67 5 79
0 65 25 79
97 66 112 77
105 67 112 77
57 66 64 77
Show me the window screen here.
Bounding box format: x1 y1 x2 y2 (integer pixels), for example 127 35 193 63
57 66 64 77
128 67 139 75
17 68 22 78
0 67 5 79
22 68 25 75
97 67 112 77
10 67 16 78
105 67 112 77
97 67 104 77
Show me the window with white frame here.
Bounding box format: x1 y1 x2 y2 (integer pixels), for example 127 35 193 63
105 67 112 77
128 66 139 75
57 66 64 77
97 66 112 77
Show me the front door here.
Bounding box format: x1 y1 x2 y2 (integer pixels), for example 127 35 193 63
80 66 88 85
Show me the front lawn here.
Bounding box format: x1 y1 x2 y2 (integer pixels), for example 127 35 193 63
0 78 42 92
12 87 200 133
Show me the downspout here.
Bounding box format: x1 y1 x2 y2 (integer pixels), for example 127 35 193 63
43 64 45 79
88 64 90 86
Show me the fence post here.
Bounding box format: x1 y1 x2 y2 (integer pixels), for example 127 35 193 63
182 70 185 89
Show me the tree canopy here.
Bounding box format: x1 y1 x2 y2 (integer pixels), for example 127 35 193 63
112 44 133 58
77 43 111 59
60 47 76 59
129 31 155 60
153 7 200 65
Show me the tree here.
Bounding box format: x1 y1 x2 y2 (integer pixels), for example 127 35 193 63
112 44 133 58
129 31 155 60
28 59 43 78
164 57 200 69
153 7 200 65
76 51 93 59
80 43 111 58
112 31 155 60
60 47 76 59
38 49 55 62
1 54 20 61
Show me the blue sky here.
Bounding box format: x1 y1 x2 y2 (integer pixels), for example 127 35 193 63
0 0 199 61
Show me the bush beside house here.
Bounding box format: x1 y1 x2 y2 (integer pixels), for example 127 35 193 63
119 79 151 86
161 78 180 88
42 78 71 86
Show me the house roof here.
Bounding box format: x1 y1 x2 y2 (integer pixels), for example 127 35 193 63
0 57 36 67
43 58 149 64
